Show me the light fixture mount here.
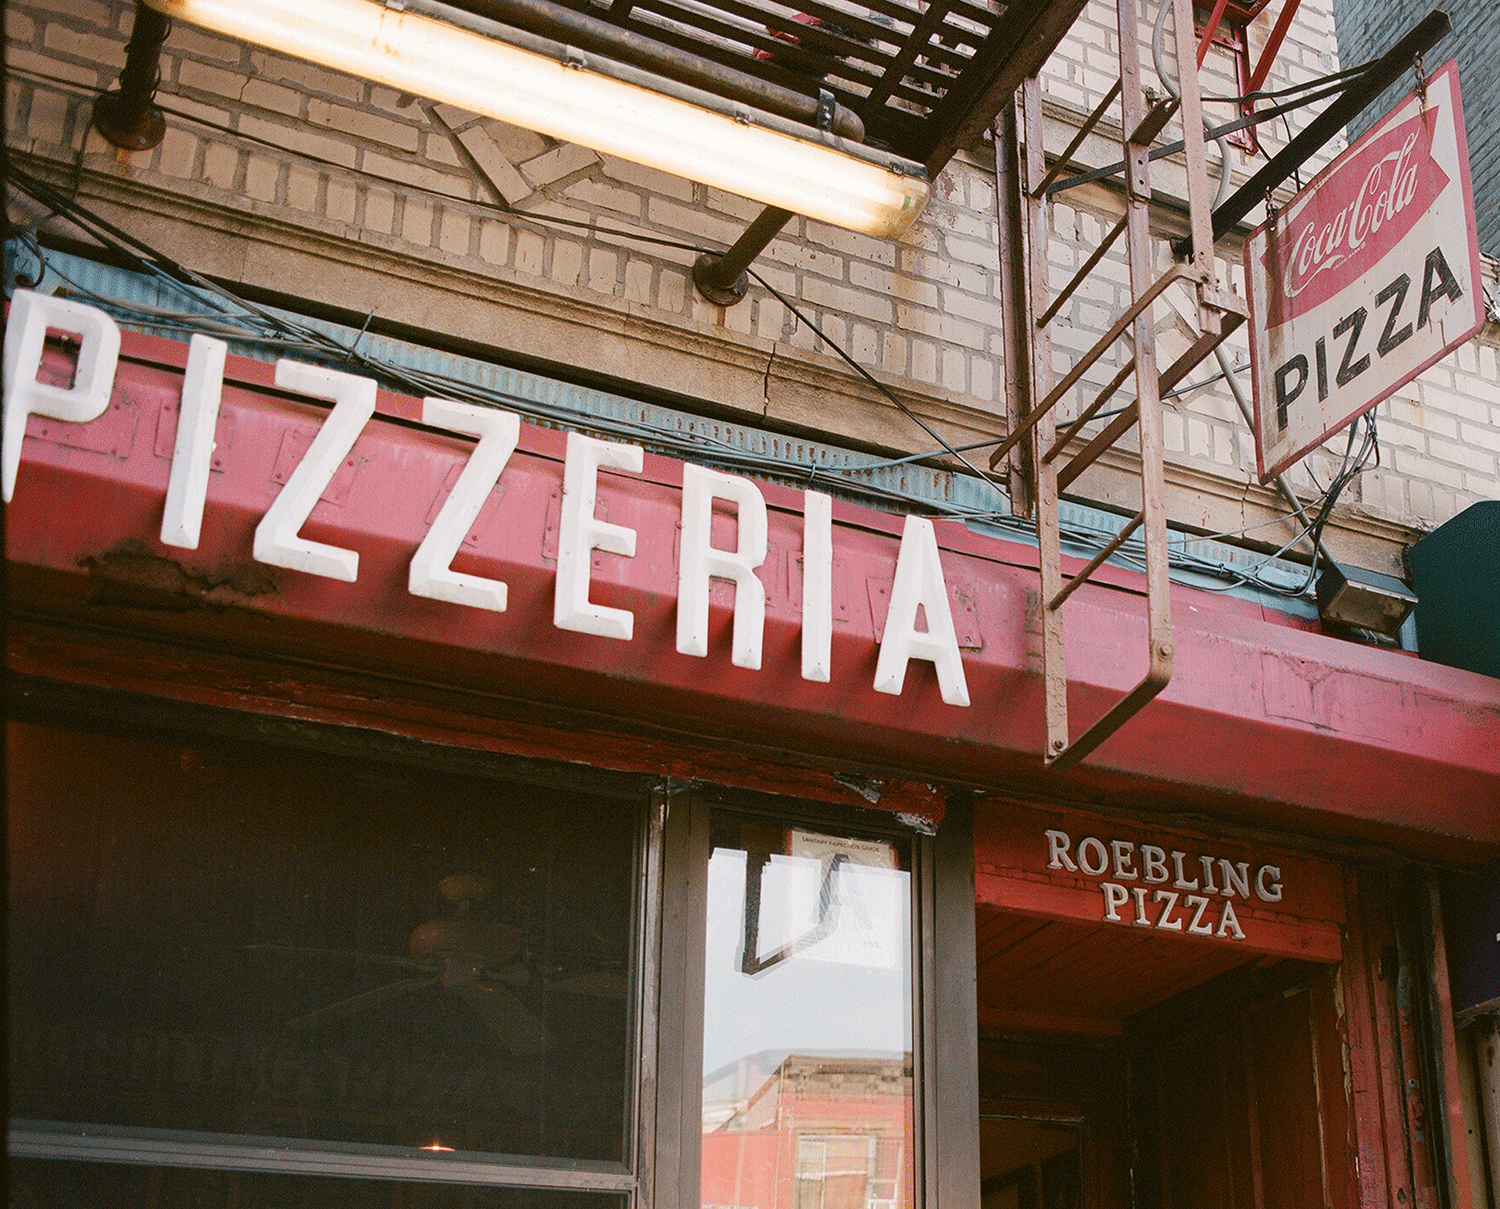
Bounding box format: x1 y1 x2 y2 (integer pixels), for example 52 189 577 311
1316 561 1417 642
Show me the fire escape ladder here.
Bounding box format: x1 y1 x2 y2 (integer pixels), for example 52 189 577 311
993 0 1247 770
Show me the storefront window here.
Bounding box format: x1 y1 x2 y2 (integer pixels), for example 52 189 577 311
700 815 915 1209
8 720 640 1196
9 1159 629 1209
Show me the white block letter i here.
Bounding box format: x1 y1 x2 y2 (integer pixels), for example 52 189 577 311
677 464 768 669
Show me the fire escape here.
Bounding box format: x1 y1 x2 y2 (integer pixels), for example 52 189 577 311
985 0 1243 769
986 0 1447 770
85 0 1449 769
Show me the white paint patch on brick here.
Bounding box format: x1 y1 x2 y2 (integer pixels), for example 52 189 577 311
249 52 365 104
364 188 396 234
514 228 546 276
658 269 688 314
587 248 619 292
453 122 533 205
551 240 584 287
567 178 642 219
361 151 471 199
244 153 281 202
597 153 695 202
158 93 232 128
325 177 358 225
286 164 321 213
238 116 357 169
478 220 510 266
177 60 249 100
168 24 242 62
430 103 482 132
308 100 420 153
623 259 653 305
400 194 434 245
521 143 599 189
438 208 471 256
201 141 239 190
157 128 200 180
241 79 304 118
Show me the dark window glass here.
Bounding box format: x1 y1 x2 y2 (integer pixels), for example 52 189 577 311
8 721 636 1165
979 1118 1082 1209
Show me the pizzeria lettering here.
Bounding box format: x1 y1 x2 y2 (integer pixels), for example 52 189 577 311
1 291 972 707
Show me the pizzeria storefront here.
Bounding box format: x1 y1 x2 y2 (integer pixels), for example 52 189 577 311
6 290 1499 1209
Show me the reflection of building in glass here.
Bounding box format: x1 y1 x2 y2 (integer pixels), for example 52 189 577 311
702 1055 913 1209
7 723 635 1164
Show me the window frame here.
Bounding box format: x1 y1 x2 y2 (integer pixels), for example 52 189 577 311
5 682 659 1204
652 785 979 1209
8 676 980 1209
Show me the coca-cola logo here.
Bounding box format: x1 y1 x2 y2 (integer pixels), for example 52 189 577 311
1263 108 1449 327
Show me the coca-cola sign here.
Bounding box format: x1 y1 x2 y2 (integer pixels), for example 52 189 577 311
1246 62 1483 483
1267 114 1449 326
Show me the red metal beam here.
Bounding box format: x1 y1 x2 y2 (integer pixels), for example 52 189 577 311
1246 0 1303 96
1196 0 1233 67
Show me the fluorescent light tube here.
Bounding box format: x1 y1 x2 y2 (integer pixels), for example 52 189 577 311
143 0 931 238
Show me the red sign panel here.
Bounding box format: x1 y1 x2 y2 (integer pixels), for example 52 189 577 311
975 802 1347 961
6 321 1500 848
1246 61 1484 482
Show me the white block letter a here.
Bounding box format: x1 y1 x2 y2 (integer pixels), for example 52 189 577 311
873 516 970 706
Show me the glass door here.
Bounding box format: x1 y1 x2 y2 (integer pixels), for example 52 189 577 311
699 813 916 1209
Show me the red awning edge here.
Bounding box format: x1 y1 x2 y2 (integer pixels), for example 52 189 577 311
7 326 1498 857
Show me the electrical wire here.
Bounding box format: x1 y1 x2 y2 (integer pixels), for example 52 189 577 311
746 263 1009 492
1151 0 1232 210
8 20 1381 589
8 159 1328 589
1190 409 1380 597
5 151 1329 596
8 167 1027 530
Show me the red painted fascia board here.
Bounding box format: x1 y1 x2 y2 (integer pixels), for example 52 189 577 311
6 328 1499 851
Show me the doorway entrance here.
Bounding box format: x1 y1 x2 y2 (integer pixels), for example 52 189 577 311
973 806 1350 1209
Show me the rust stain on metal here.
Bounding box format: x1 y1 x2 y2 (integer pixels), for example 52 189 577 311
79 540 279 609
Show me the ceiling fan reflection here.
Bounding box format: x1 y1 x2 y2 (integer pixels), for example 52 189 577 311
252 873 550 1056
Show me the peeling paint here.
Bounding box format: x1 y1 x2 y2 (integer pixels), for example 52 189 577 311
80 540 278 608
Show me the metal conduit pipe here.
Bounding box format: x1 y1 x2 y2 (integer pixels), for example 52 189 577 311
424 0 866 141
1151 0 1233 213
93 2 170 150
693 205 794 304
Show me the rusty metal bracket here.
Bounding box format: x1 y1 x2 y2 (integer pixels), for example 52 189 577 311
692 204 794 305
